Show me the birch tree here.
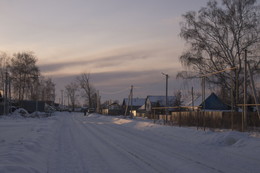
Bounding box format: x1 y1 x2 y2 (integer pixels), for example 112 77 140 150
77 73 96 108
9 52 40 101
178 0 260 103
65 82 78 111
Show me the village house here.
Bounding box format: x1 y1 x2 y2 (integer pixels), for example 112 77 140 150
184 92 230 111
102 102 123 115
145 95 175 114
122 98 146 116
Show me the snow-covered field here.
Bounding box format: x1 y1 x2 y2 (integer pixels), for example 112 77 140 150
0 112 259 173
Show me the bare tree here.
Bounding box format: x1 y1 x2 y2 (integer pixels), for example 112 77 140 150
178 0 260 104
77 73 96 108
9 52 40 101
65 82 78 111
173 90 182 107
38 77 55 103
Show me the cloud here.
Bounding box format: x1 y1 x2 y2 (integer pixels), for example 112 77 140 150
39 53 144 74
40 41 183 103
52 67 182 103
39 43 168 76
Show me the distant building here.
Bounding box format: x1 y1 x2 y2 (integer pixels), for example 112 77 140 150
122 98 146 116
102 102 123 115
145 96 175 113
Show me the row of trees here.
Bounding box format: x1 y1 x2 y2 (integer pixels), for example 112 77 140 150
64 73 99 111
178 0 260 105
0 51 99 111
0 51 55 103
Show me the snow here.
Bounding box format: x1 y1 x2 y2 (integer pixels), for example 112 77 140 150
0 112 260 173
122 98 146 107
147 95 175 106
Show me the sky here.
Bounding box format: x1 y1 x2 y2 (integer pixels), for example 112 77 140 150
0 0 210 104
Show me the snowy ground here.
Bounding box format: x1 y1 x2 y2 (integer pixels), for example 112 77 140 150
0 112 260 173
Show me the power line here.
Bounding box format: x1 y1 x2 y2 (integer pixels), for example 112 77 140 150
99 85 146 95
99 87 130 95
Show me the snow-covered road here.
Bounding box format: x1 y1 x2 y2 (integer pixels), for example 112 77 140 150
0 112 260 173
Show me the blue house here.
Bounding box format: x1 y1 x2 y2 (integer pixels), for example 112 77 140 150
185 93 230 111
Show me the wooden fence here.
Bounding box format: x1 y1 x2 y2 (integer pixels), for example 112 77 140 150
145 111 260 131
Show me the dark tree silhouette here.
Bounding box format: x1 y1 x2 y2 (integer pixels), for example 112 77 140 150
178 0 260 103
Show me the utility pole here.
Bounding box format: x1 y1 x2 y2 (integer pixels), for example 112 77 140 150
235 67 239 110
9 76 11 104
201 76 206 130
61 90 64 110
99 95 101 114
61 90 64 106
124 94 130 116
4 71 8 115
130 85 133 118
192 87 194 111
231 73 234 130
162 73 169 123
67 93 69 106
125 85 134 118
35 75 39 114
242 49 248 131
96 90 100 113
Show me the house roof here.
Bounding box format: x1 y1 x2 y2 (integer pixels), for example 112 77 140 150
122 98 146 107
146 96 175 107
185 93 211 107
185 93 230 110
138 104 146 110
202 93 230 110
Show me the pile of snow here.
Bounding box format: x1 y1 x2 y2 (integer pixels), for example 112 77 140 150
29 111 52 118
12 108 29 117
87 113 101 118
1 108 53 119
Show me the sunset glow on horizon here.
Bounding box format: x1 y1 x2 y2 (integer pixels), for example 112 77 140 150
0 0 209 102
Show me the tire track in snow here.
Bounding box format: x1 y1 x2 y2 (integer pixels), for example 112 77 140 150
100 121 225 173
70 114 114 172
47 114 87 173
72 115 160 173
80 116 227 173
102 118 259 173
81 122 167 172
75 116 193 173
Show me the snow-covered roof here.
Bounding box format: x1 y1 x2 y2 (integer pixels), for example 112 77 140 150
122 98 146 107
146 96 175 106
